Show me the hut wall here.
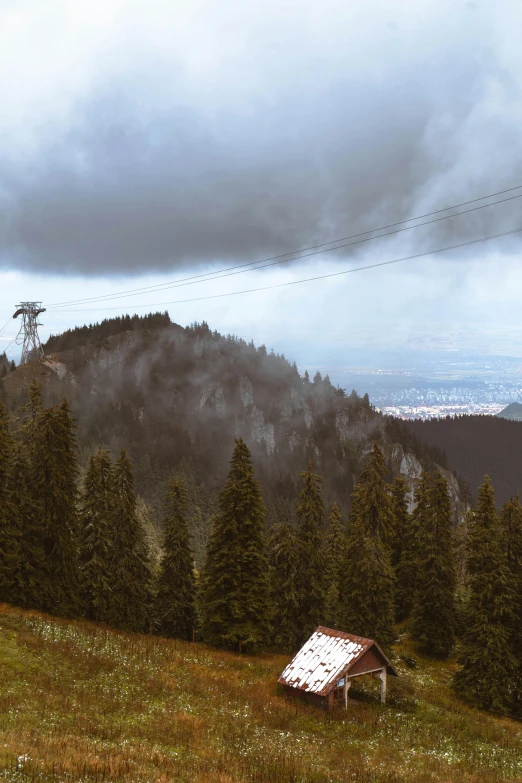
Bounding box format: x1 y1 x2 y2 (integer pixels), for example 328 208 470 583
349 647 386 676
283 685 328 710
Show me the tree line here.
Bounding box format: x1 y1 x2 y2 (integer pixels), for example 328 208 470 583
0 383 521 717
43 312 172 354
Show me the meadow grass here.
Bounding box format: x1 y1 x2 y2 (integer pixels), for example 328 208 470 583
0 604 521 782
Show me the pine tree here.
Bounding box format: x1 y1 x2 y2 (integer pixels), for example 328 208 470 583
339 531 396 646
411 472 456 656
268 522 301 651
294 461 325 641
32 401 80 617
390 477 409 569
156 479 197 640
79 449 115 623
18 382 46 610
351 443 394 547
200 439 271 651
500 495 522 713
395 471 432 621
323 504 344 628
111 449 151 632
339 446 395 646
24 381 43 435
0 402 21 605
453 476 517 714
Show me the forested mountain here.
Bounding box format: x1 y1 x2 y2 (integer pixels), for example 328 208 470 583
406 415 522 506
2 315 462 563
4 315 522 716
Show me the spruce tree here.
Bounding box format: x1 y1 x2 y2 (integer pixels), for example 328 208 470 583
200 439 270 651
156 479 197 640
10 440 39 610
391 477 409 569
32 401 80 616
79 449 115 623
0 402 21 605
294 461 325 641
18 383 47 609
24 381 43 440
351 443 394 547
339 530 396 646
268 522 301 651
339 447 395 646
324 504 344 628
395 471 432 621
500 495 522 713
411 472 456 656
453 476 517 714
111 449 151 632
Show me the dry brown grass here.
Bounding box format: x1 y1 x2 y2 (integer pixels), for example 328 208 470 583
0 604 521 782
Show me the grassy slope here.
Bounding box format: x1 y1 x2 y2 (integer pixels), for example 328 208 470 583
0 606 521 783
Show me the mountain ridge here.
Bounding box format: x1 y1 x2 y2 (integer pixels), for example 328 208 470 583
2 318 464 539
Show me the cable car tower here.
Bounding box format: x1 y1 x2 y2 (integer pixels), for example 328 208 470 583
13 302 46 365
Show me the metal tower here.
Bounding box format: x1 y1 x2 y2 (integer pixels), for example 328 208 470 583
13 302 46 365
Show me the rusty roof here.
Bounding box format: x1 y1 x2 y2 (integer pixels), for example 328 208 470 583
278 626 397 696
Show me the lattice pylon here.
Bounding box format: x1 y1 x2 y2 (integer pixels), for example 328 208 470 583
13 302 47 365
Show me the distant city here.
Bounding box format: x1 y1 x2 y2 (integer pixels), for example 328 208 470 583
309 352 522 420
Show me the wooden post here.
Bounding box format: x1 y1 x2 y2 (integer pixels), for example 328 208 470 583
377 668 387 704
343 677 352 709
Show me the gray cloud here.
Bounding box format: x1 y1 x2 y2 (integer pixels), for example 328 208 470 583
1 1 521 276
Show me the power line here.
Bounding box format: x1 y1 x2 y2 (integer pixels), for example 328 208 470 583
57 224 522 313
0 317 13 338
44 184 522 309
3 336 18 355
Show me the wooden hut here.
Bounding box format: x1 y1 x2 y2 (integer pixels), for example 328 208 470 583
278 625 398 710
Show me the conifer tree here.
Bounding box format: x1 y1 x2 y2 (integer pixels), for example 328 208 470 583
0 402 21 605
453 476 517 714
111 449 151 632
411 472 456 656
351 443 394 547
24 381 43 440
391 477 409 569
17 383 47 610
200 439 270 651
324 504 344 628
395 471 432 621
339 446 395 646
500 495 522 713
268 522 301 651
79 449 115 623
339 531 396 646
294 461 325 641
32 401 80 616
156 479 197 640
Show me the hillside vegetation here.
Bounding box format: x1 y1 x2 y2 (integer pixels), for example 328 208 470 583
1 605 521 783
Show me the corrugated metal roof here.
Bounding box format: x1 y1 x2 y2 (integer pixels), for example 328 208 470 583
278 626 395 696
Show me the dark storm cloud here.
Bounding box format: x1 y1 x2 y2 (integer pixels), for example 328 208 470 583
1 5 521 275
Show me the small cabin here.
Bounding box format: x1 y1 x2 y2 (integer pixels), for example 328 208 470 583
278 625 398 710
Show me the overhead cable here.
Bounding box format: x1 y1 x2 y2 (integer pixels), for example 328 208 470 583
44 184 522 309
56 225 522 313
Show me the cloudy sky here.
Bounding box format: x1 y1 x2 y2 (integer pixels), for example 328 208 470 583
1 0 522 369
